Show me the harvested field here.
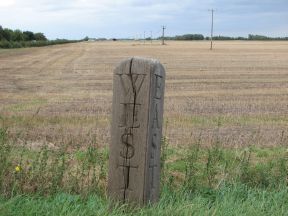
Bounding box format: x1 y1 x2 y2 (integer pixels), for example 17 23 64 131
0 41 287 148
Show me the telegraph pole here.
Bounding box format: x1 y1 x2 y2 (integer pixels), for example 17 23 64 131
209 9 214 50
144 31 146 44
151 31 153 44
161 26 166 45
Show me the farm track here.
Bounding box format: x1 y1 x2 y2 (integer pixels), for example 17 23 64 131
0 41 287 148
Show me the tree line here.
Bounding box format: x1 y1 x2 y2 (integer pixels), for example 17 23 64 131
157 34 288 41
0 26 81 49
0 26 47 42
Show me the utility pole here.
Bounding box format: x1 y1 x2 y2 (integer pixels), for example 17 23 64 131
209 9 214 50
161 26 166 45
144 31 146 44
151 31 153 44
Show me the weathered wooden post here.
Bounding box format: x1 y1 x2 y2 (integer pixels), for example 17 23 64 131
108 57 165 205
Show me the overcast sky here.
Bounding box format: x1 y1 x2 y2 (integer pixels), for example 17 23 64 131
0 0 287 39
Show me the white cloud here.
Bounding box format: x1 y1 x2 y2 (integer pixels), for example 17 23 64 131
0 0 287 39
0 0 15 7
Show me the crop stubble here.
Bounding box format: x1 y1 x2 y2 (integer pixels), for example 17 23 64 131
0 41 287 148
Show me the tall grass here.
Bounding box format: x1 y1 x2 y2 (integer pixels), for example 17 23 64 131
0 125 288 215
0 127 107 198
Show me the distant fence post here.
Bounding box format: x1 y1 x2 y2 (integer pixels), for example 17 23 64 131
108 57 166 205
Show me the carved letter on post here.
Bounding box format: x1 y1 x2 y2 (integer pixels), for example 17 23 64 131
108 57 165 205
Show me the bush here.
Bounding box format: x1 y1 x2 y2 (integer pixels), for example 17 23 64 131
0 40 12 48
0 40 81 49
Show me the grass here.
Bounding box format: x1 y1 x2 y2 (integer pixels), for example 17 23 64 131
170 115 288 127
1 127 288 215
1 184 288 216
3 99 47 112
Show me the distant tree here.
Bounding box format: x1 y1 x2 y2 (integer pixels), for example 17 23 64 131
12 29 24 41
174 34 204 40
34 32 47 41
83 36 89 41
248 34 269 40
2 28 13 41
0 25 4 40
23 31 35 41
236 37 247 40
213 35 235 40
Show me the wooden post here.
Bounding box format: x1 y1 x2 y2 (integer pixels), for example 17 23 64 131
108 57 165 205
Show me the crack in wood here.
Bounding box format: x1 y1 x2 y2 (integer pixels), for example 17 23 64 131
122 58 136 201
